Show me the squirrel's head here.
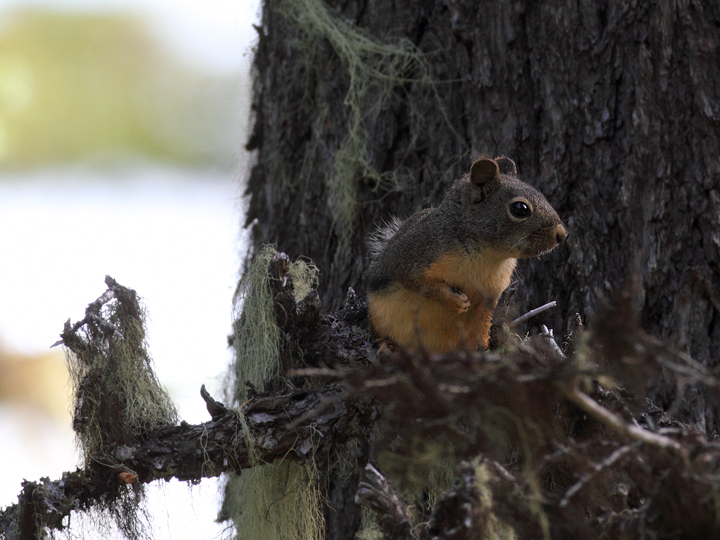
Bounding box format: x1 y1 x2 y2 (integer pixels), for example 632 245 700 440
451 157 567 258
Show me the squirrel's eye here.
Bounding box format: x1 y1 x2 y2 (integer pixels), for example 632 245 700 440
509 200 532 219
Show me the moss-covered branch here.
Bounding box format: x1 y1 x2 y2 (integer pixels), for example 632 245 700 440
0 382 376 538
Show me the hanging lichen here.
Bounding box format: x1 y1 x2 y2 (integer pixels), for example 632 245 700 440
468 460 519 540
270 0 441 260
60 276 177 540
222 461 325 540
226 244 319 402
222 244 324 540
62 277 177 464
227 244 283 404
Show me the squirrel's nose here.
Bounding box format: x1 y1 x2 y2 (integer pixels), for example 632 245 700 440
555 224 568 244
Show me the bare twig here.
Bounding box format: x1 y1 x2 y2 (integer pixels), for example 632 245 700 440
509 301 557 329
558 383 684 454
51 279 123 347
539 324 567 359
559 442 640 507
288 367 347 379
654 354 719 388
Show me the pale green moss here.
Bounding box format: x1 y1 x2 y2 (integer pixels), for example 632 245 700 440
62 281 176 540
271 0 441 258
228 244 283 404
64 287 177 465
224 461 325 540
224 244 324 540
471 460 519 540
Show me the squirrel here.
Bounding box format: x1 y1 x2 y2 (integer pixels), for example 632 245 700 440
366 156 567 353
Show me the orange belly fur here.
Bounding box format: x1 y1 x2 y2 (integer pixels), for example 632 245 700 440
368 250 517 353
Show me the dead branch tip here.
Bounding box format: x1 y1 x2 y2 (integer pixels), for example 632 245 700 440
509 301 557 329
200 384 229 420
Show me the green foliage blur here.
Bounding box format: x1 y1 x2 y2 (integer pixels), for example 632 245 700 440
0 9 241 169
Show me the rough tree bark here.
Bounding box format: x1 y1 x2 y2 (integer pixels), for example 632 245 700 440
246 0 720 432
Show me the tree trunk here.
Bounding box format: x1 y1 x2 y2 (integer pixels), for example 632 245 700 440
246 0 720 432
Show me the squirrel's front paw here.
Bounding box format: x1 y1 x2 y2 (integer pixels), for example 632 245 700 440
449 286 470 313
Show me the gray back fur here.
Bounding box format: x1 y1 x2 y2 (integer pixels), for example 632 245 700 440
367 216 404 261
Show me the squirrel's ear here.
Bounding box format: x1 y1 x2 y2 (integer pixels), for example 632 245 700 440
495 156 517 177
470 158 500 187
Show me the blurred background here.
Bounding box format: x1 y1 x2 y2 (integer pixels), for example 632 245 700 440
0 0 258 537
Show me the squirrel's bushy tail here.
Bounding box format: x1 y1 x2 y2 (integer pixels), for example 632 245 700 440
367 216 404 261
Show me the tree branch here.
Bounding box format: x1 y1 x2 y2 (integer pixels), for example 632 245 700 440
557 382 684 454
0 383 376 537
355 464 416 540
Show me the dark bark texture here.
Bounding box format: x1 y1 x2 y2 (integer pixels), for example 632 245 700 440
246 0 720 431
